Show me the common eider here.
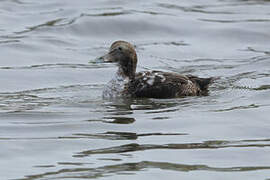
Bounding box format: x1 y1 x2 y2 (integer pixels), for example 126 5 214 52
101 41 215 99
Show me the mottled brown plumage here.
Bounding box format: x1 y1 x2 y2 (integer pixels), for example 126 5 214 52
101 41 214 99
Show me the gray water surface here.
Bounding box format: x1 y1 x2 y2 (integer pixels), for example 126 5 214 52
1 0 270 179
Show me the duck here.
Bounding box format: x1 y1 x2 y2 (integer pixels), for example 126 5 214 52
100 40 215 99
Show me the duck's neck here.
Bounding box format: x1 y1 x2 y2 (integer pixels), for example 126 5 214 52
117 65 135 80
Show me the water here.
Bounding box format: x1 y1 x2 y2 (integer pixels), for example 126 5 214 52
1 0 270 179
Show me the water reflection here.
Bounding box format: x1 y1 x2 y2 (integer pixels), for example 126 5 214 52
101 97 193 123
103 117 135 124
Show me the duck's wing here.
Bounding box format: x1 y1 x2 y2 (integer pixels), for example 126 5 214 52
129 71 200 98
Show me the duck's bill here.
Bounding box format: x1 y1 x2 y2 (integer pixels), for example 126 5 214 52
95 53 115 63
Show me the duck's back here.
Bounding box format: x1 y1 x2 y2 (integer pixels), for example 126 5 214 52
128 71 213 98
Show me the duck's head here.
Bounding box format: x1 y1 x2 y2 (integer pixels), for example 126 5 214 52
101 41 137 78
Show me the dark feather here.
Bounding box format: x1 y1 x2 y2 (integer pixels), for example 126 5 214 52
187 75 214 91
128 71 213 98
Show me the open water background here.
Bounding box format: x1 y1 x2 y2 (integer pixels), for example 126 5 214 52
0 0 270 179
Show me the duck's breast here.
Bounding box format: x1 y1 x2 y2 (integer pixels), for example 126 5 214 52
103 74 130 98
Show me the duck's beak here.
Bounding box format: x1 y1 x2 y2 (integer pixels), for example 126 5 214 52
95 54 110 63
96 49 118 63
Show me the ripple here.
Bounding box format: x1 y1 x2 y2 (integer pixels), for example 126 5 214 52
0 93 58 112
1 0 29 5
12 8 164 36
199 18 270 23
130 99 181 111
232 84 270 91
241 47 270 55
57 162 91 166
80 11 131 17
33 165 55 168
75 138 270 157
213 103 260 112
65 131 187 141
254 85 270 90
0 131 187 141
20 161 270 180
158 3 235 14
145 107 179 114
137 40 189 47
0 63 113 70
15 18 66 34
130 9 173 16
0 84 103 112
0 39 20 44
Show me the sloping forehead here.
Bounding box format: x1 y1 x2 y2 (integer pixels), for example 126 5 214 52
110 41 135 51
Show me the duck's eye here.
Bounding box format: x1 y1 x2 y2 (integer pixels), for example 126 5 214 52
118 47 122 51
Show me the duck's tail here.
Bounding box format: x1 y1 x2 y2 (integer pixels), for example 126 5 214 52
188 76 218 91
